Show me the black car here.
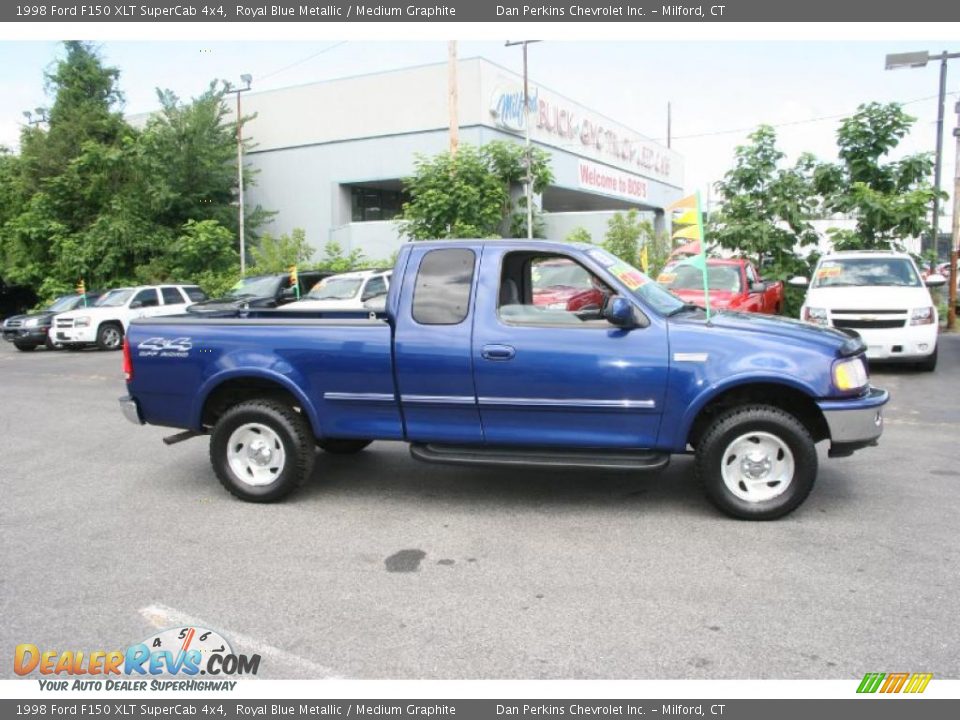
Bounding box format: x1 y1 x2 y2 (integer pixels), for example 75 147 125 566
186 270 331 316
2 292 103 351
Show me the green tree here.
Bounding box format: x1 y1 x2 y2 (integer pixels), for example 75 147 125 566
814 102 939 250
313 240 368 273
399 141 553 240
250 228 315 273
565 226 593 244
603 210 652 265
709 125 820 278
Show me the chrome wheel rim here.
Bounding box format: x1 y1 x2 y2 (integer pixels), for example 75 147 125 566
720 431 794 503
101 327 122 348
226 423 286 486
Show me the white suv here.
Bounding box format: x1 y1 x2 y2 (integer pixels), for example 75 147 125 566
52 284 206 351
791 251 946 371
279 269 391 311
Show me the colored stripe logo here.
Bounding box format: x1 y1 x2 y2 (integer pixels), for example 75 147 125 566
857 672 933 694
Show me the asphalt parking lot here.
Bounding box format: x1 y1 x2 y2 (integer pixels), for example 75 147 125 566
1 335 958 680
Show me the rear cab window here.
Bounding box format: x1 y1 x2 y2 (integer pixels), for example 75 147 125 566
412 249 476 325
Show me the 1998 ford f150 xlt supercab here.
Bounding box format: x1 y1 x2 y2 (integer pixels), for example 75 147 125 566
120 240 888 520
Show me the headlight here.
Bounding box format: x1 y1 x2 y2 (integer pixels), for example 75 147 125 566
74 316 91 328
546 302 568 309
909 306 935 326
24 318 39 328
803 307 828 325
833 357 868 392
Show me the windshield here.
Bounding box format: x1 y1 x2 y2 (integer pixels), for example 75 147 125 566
47 295 82 312
95 289 133 307
584 248 685 315
306 277 363 301
659 264 743 293
812 257 922 288
227 276 283 299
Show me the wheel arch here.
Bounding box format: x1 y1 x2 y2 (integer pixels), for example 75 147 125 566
683 379 829 451
193 370 322 439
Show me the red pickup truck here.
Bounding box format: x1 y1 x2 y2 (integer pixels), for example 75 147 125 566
658 258 784 314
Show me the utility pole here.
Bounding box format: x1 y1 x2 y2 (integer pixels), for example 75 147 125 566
667 101 672 149
948 98 959 330
506 40 541 240
448 41 459 155
932 53 948 258
228 74 253 275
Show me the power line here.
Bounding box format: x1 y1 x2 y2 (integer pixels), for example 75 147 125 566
255 42 349 83
664 90 960 142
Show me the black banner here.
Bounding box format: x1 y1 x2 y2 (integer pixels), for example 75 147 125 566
3 0 960 23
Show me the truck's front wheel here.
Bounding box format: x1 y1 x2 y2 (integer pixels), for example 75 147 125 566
695 405 817 520
210 399 315 502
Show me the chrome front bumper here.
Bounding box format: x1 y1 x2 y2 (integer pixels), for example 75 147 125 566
119 395 143 425
818 387 888 456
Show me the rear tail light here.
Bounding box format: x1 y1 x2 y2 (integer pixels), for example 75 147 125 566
122 337 133 382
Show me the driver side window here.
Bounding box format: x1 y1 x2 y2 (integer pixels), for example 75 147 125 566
132 288 159 308
498 252 614 328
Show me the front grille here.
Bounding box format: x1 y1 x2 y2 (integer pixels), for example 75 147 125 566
5 319 22 329
833 319 906 329
55 318 73 329
832 309 906 314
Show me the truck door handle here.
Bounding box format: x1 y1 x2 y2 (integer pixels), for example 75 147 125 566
482 344 515 361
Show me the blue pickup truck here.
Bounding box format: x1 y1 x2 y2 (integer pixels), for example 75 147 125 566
120 240 888 520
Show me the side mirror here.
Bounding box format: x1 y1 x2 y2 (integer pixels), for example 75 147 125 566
925 273 947 288
749 281 766 293
603 296 636 328
787 276 809 288
280 287 296 299
129 300 143 309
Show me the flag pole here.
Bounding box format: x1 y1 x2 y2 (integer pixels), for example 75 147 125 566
695 191 710 322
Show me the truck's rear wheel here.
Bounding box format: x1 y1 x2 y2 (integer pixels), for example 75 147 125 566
317 438 372 454
210 399 315 502
695 405 817 520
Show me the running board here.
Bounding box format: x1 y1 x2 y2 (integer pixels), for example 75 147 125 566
410 443 670 472
162 430 204 446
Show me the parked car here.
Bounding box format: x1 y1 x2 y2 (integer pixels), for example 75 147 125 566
187 271 331 316
530 257 605 311
279 269 392 312
121 239 887 521
2 292 103 351
791 250 945 371
657 258 784 314
53 284 205 351
0 278 37 322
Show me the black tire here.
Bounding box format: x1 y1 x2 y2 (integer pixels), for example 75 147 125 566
209 399 315 502
13 342 37 352
96 322 123 351
695 404 818 520
916 345 937 372
317 438 373 454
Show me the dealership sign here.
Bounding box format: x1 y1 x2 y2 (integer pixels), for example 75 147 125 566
578 161 648 202
488 79 680 186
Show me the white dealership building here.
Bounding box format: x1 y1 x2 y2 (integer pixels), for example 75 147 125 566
239 58 684 261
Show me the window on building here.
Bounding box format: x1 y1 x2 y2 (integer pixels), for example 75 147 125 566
351 187 409 222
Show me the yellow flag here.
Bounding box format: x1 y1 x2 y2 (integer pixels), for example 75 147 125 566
640 244 649 273
673 208 698 226
672 224 702 241
666 194 697 212
76 278 86 295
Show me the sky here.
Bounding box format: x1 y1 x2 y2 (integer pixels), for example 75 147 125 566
0 39 957 226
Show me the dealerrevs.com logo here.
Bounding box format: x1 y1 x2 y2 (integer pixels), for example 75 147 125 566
14 626 260 691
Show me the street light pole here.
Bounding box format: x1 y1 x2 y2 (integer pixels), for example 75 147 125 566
506 40 541 240
228 74 253 275
949 99 959 330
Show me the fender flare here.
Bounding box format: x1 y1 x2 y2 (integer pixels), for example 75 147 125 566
670 372 823 451
191 367 323 437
